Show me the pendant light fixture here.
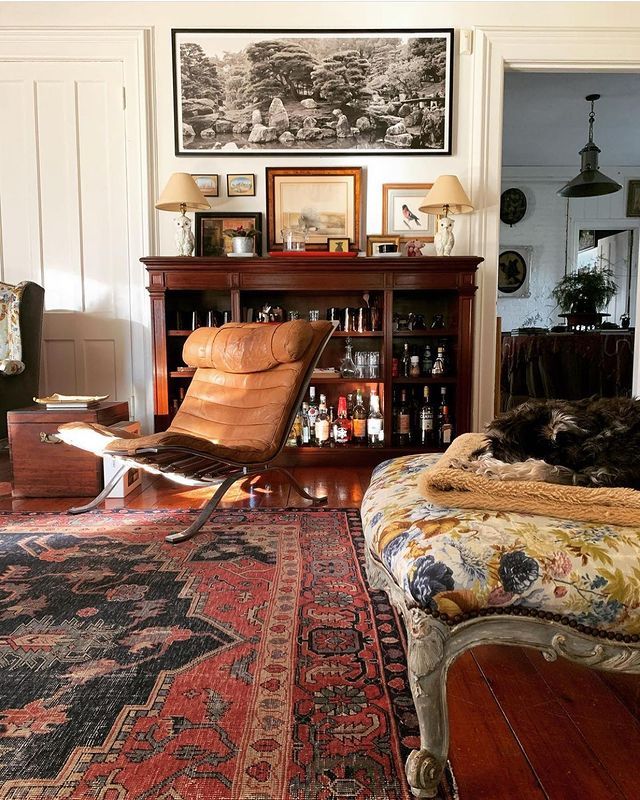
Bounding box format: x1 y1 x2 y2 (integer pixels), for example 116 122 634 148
558 94 621 198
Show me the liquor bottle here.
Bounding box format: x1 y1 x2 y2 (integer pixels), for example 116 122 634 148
347 393 355 419
292 408 303 446
334 396 353 445
437 387 454 447
315 394 330 447
432 346 446 376
419 386 435 446
308 386 318 444
395 388 411 446
422 344 433 376
301 402 310 446
367 389 384 447
401 343 411 378
329 405 336 444
352 390 367 444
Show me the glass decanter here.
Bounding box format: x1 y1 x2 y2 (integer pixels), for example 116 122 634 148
339 337 357 378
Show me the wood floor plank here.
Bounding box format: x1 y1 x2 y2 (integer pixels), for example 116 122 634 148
522 648 640 800
474 645 627 800
447 651 547 800
598 671 640 722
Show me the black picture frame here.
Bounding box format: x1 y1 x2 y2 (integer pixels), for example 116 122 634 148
172 28 454 156
194 211 263 256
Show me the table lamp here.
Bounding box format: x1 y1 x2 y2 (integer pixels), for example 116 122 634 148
419 175 473 256
156 172 210 256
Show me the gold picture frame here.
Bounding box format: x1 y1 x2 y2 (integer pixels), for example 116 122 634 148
366 235 401 257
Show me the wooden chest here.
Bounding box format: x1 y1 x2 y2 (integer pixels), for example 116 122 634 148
8 401 129 497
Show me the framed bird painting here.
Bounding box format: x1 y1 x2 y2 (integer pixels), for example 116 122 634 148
382 183 435 240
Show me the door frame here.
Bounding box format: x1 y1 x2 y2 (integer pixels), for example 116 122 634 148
469 26 640 426
0 27 156 427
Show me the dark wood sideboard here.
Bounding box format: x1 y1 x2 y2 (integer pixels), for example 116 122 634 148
142 255 481 465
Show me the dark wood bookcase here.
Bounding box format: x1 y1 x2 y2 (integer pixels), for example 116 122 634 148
142 255 481 466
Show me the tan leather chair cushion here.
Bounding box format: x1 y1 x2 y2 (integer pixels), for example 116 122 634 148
183 320 313 373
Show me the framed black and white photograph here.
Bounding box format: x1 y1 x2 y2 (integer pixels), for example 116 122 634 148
172 28 453 156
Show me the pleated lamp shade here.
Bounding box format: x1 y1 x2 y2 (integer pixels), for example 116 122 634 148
155 172 210 212
419 175 474 215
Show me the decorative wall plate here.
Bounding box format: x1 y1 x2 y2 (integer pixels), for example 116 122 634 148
498 249 530 297
500 188 527 226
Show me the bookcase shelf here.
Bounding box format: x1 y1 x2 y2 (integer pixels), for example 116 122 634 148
143 255 481 467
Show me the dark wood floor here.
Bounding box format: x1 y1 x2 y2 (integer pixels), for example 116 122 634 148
1 452 638 799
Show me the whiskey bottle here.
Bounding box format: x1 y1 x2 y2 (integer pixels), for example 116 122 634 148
315 394 330 447
437 387 453 447
419 386 435 446
367 389 384 447
422 344 433 376
308 386 318 444
328 405 336 444
352 390 367 445
395 388 411 446
334 396 353 445
401 343 411 378
301 402 310 446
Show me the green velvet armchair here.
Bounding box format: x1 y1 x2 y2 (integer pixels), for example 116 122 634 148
0 281 44 439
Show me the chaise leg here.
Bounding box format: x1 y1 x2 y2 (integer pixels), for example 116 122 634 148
68 464 129 515
404 610 451 798
165 472 243 544
271 466 328 505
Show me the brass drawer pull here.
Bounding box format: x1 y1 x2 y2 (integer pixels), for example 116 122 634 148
39 432 61 444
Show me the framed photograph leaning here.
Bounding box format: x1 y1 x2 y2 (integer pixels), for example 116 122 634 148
172 29 454 156
266 167 362 251
194 212 263 256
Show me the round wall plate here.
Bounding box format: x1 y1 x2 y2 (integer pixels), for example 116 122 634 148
500 188 527 226
498 249 528 294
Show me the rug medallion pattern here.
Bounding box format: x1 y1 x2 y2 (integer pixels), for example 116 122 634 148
0 509 454 799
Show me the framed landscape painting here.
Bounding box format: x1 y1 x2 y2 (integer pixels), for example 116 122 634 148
172 28 454 155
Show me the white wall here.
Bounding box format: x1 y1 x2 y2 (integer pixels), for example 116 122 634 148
498 167 640 333
3 2 640 424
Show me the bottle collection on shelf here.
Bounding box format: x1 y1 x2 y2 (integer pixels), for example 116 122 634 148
287 387 384 448
393 341 451 378
286 385 454 449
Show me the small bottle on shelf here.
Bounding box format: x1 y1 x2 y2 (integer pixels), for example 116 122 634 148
346 393 355 418
401 343 411 377
352 390 367 445
422 344 433 376
437 387 454 447
329 405 336 444
301 402 310 446
340 337 357 378
432 346 446 376
334 396 353 445
394 388 412 446
308 386 318 444
367 389 384 448
419 386 435 446
292 408 303 446
315 394 331 447
410 355 421 377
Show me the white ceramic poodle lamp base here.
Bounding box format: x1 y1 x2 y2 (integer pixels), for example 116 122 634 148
155 172 210 256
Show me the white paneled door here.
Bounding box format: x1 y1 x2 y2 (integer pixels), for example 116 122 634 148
0 59 135 407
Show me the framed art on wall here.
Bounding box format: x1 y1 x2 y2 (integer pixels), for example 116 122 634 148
195 212 263 256
382 183 434 238
626 180 640 217
227 174 256 196
498 247 531 297
172 28 454 156
266 167 362 251
191 174 218 197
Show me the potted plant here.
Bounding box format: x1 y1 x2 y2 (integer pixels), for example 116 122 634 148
551 266 617 329
223 225 261 255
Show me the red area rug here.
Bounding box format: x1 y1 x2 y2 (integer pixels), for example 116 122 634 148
0 508 456 799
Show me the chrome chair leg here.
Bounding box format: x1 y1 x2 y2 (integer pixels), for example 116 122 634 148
271 466 328 506
68 463 129 515
165 472 244 544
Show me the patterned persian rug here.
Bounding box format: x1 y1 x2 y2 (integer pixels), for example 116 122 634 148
0 508 457 800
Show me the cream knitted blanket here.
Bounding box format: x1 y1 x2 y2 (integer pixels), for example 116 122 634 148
418 433 640 527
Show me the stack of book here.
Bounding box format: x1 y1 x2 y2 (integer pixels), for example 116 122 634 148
34 394 108 410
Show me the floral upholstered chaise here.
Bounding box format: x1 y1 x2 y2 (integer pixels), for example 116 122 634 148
362 453 640 798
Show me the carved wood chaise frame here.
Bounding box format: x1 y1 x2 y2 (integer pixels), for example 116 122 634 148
365 548 640 798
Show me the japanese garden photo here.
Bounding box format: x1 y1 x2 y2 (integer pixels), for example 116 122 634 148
172 29 453 155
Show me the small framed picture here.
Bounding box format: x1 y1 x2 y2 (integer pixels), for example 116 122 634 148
195 212 262 256
382 183 434 239
498 247 531 298
191 174 218 197
366 235 401 257
626 180 640 217
227 174 256 197
327 237 350 253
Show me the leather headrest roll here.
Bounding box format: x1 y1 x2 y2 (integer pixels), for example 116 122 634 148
183 320 314 373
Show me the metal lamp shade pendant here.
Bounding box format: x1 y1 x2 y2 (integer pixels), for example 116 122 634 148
558 94 622 198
